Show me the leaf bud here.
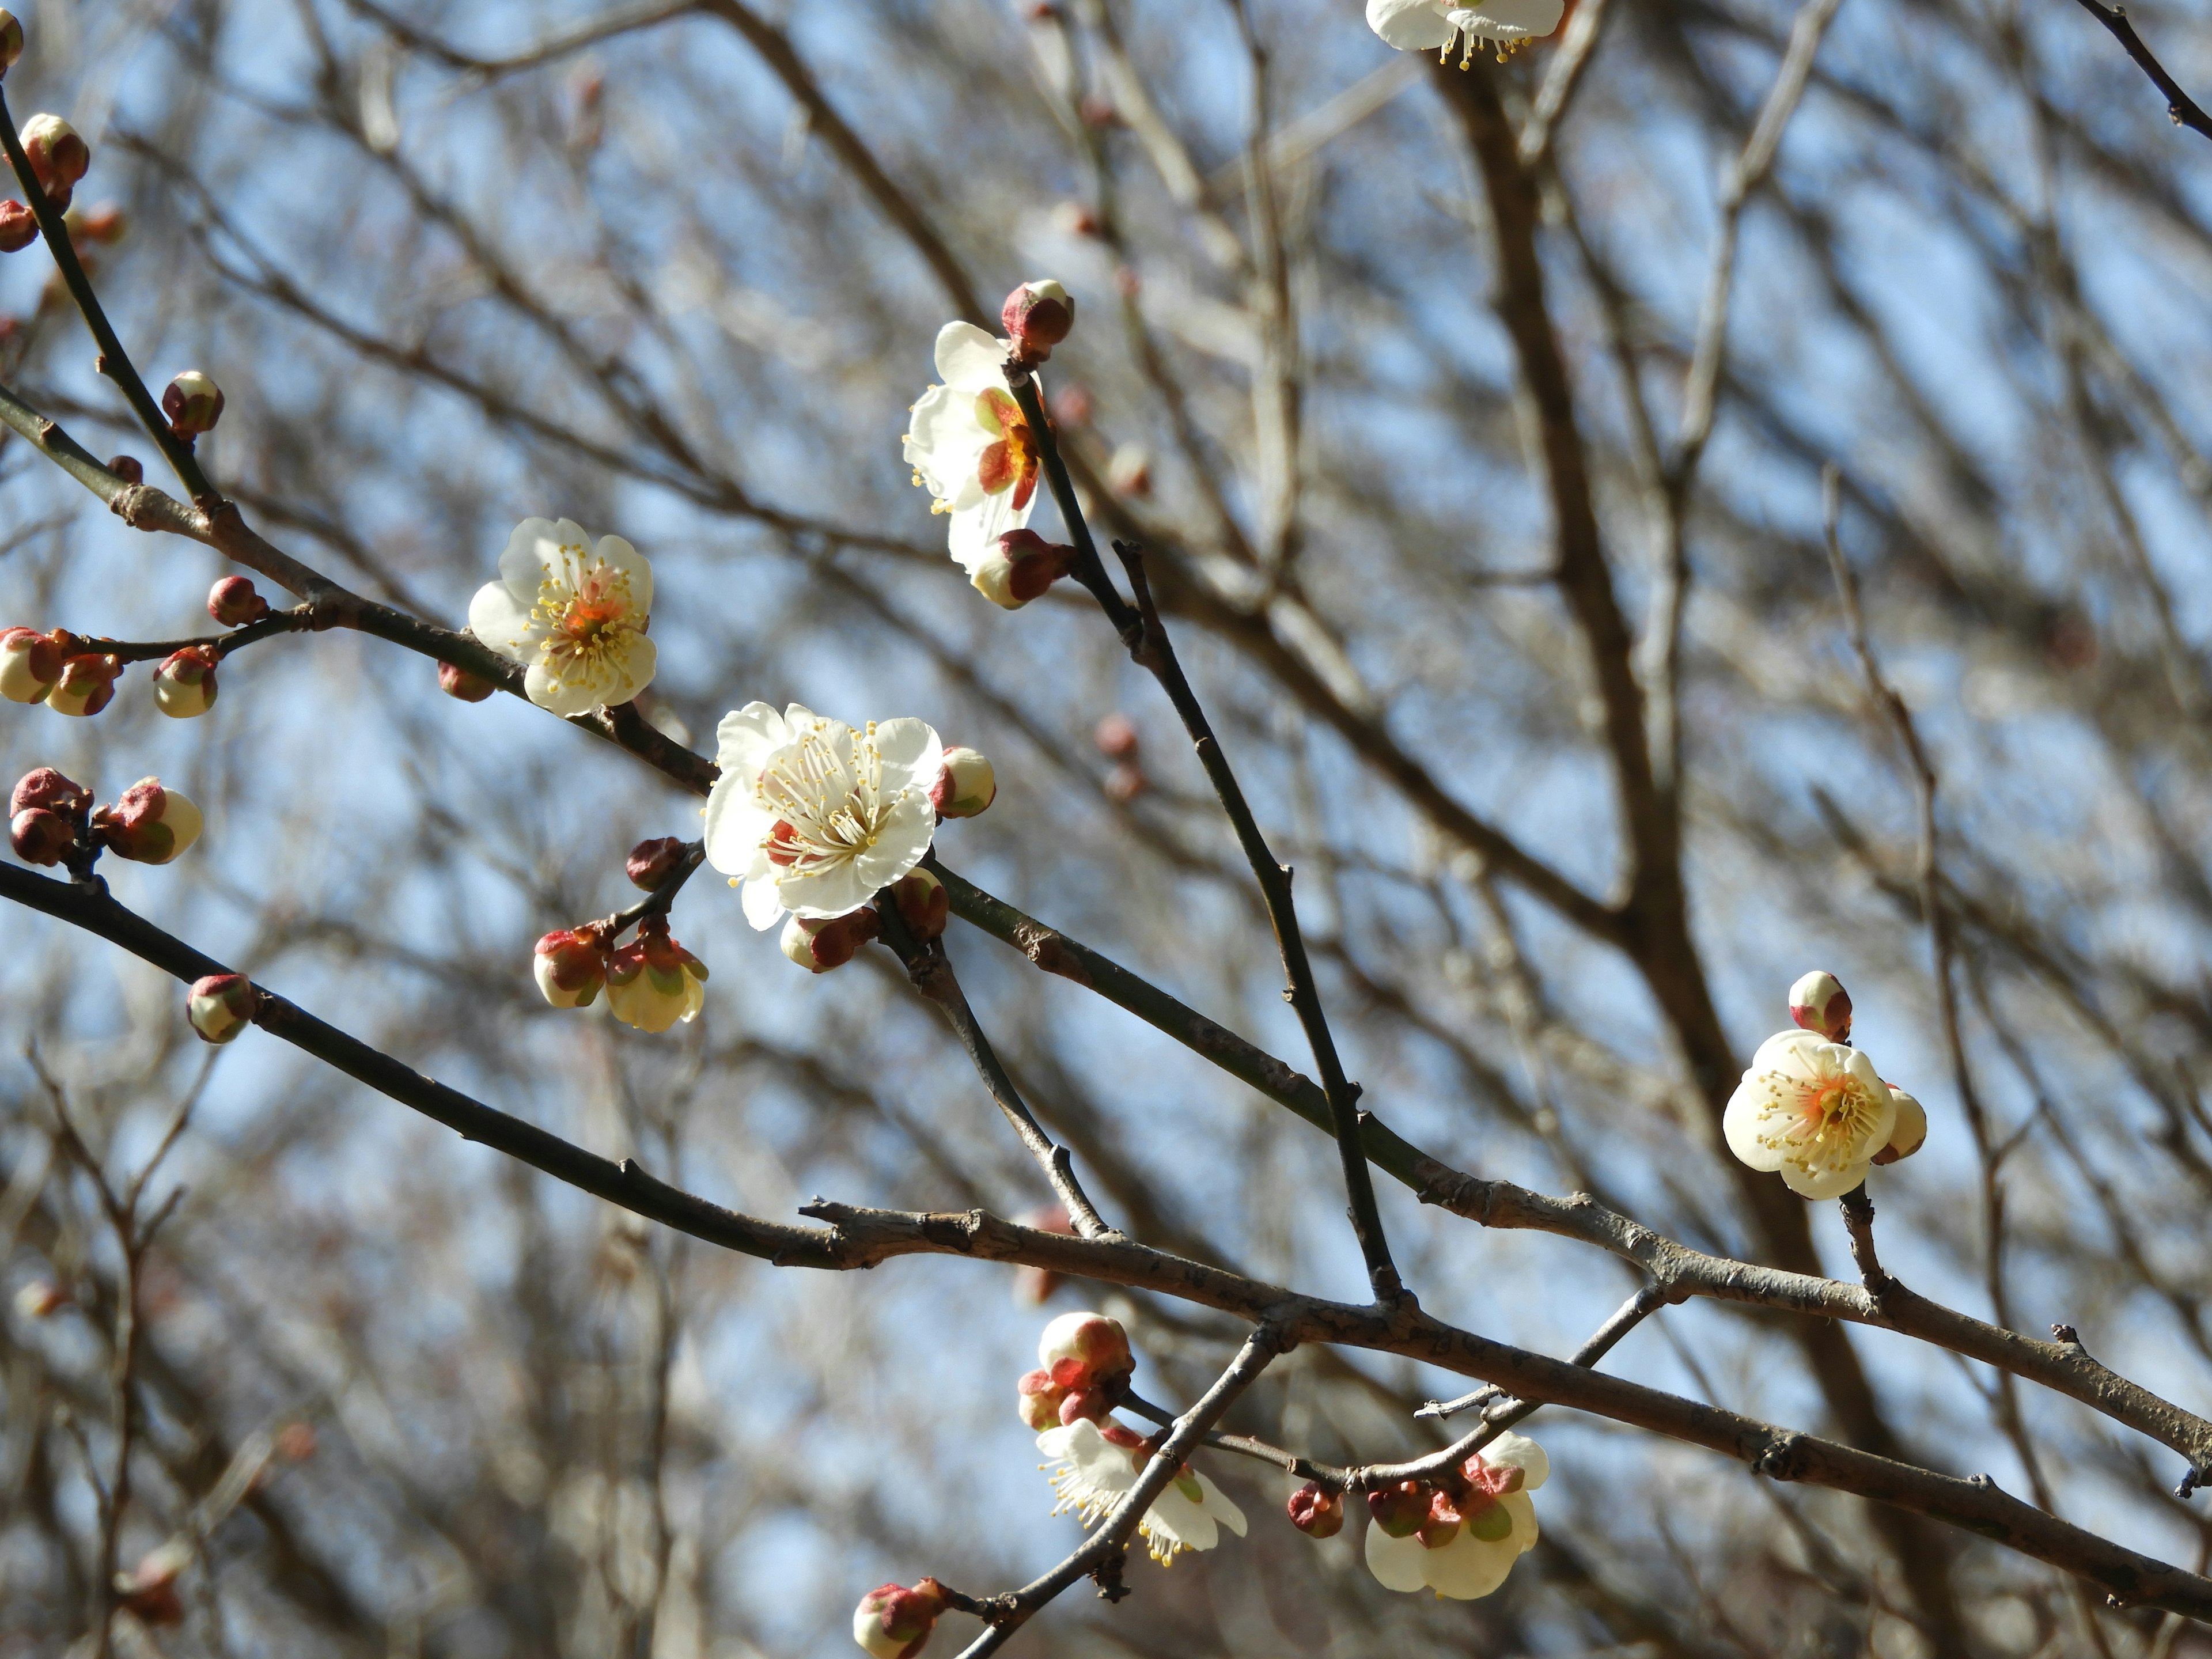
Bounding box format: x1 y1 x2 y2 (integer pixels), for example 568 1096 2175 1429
1788 969 1852 1043
10 806 71 864
185 974 258 1044
780 907 880 974
851 1579 949 1659
21 115 88 207
1001 278 1075 363
0 200 32 252
1286 1482 1344 1539
438 660 497 702
161 369 224 439
1036 1310 1132 1392
153 645 219 718
534 926 610 1009
1873 1086 1927 1165
970 528 1073 610
1366 1479 1429 1539
606 915 709 1032
45 651 120 717
930 747 996 819
207 575 267 626
92 778 201 863
890 867 948 941
0 12 23 75
108 454 142 483
625 835 689 891
1015 1368 1068 1430
0 626 70 703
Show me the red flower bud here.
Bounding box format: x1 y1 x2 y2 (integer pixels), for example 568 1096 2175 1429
185 974 258 1044
534 926 610 1009
21 115 88 207
1016 1368 1068 1430
94 778 202 863
779 907 880 974
1001 279 1075 363
930 748 996 819
46 652 120 717
153 645 219 718
207 575 267 626
0 199 33 252
1788 970 1852 1042
108 453 142 483
891 867 949 942
0 12 24 76
161 370 224 439
1286 1482 1344 1539
971 528 1074 610
852 1579 949 1659
9 807 71 865
66 202 123 245
0 626 71 703
625 835 688 891
438 660 497 702
1093 713 1138 760
12 766 89 817
1037 1310 1133 1392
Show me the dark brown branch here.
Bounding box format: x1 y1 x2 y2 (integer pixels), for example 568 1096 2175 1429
2069 0 2212 143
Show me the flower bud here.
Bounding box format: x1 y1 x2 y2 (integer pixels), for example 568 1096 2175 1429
1093 713 1138 760
625 835 688 891
607 915 709 1032
185 974 258 1044
12 766 89 817
153 645 219 718
92 778 200 863
161 369 224 439
0 13 24 76
1016 1367 1069 1430
931 748 995 819
1002 278 1074 362
851 1580 949 1659
534 926 609 1009
1107 442 1152 498
1789 970 1852 1043
21 116 88 207
1416 1486 1464 1549
10 807 71 865
47 652 120 717
779 907 880 974
13 1280 65 1319
0 199 32 252
0 626 70 703
1873 1086 1927 1165
1366 1480 1429 1539
115 1540 191 1627
1286 1482 1344 1539
891 867 948 941
108 454 142 483
438 660 497 702
65 202 123 245
1036 1310 1132 1392
970 528 1073 610
207 575 267 626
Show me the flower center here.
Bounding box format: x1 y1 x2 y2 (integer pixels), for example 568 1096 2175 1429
1778 1073 1881 1167
533 560 639 681
756 723 896 877
974 389 1040 512
1438 7 1536 66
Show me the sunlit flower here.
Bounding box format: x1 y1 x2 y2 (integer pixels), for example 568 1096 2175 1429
1365 0 1563 65
704 702 944 929
1724 1029 1899 1199
1036 1416 1247 1565
467 517 656 716
1365 1433 1546 1600
605 916 707 1033
903 323 1039 573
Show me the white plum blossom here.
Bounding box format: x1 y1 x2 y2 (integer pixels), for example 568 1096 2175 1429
468 517 656 715
1366 0 1564 65
704 702 945 930
1724 1029 1900 1199
1036 1417 1247 1565
903 323 1039 574
1366 1433 1547 1601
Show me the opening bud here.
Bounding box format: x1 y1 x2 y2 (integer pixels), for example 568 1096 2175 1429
21 115 87 207
0 200 32 252
534 926 611 1009
0 12 22 75
185 974 258 1044
891 867 948 941
1287 1482 1344 1538
1001 278 1075 362
0 627 72 703
607 914 709 1032
153 645 219 718
851 1579 949 1659
971 528 1073 610
1366 1479 1430 1539
48 652 123 717
438 660 497 702
1056 1387 1111 1425
625 835 689 891
93 778 200 863
161 369 224 440
207 575 268 626
931 748 996 819
1788 970 1852 1042
780 907 880 974
1873 1086 1927 1165
1036 1310 1132 1392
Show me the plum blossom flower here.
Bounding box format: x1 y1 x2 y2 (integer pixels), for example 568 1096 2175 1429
703 702 944 930
467 517 656 716
1036 1416 1247 1565
903 323 1038 573
1366 0 1564 65
1724 1028 1900 1199
1365 1433 1546 1600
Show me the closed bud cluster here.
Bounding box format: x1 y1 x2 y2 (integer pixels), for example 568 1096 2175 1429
1286 1481 1344 1539
153 645 219 718
534 925 610 1009
851 1578 949 1659
1001 278 1074 363
971 528 1073 610
46 650 120 717
0 627 74 703
92 778 202 864
21 115 88 209
625 835 688 891
1036 1309 1134 1393
161 369 224 439
0 12 24 76
185 974 258 1044
780 907 880 974
930 747 995 819
607 914 709 1032
1788 969 1852 1043
0 199 32 252
891 868 948 942
207 575 268 626
9 766 86 866
438 660 496 702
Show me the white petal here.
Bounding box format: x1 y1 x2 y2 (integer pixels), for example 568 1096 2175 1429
741 873 787 931
467 579 538 663
871 717 945 792
904 383 992 500
1841 1047 1900 1148
948 488 1032 574
850 793 937 893
1449 0 1564 40
714 702 790 782
1484 1432 1548 1491
1366 0 1455 50
604 634 656 704
1780 1156 1872 1200
778 857 880 922
1423 1528 1518 1600
934 320 1010 391
1195 1471 1246 1536
1035 1425 1082 1458
1365 1524 1431 1593
497 516 563 588
1722 1073 1789 1172
1145 1486 1217 1552
594 533 653 616
1749 1027 1830 1078
524 658 601 717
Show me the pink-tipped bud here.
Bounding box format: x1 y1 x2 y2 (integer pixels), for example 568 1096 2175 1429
606 915 709 1032
21 116 87 207
852 1580 949 1659
534 926 610 1009
438 660 497 702
1287 1482 1344 1539
153 645 219 718
207 575 267 626
93 778 200 863
0 13 24 76
10 807 71 865
1788 970 1852 1042
970 528 1073 610
891 868 949 941
0 626 71 703
13 1280 65 1319
930 748 995 819
625 836 688 891
1366 1480 1429 1539
779 907 880 974
1016 1368 1069 1430
108 454 142 484
161 369 224 439
185 974 257 1044
12 766 88 817
1093 713 1138 760
1036 1310 1132 1392
45 651 119 717
0 200 32 252
1873 1086 1927 1165
1002 279 1075 362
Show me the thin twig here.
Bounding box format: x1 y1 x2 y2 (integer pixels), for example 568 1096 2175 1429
2069 0 2212 143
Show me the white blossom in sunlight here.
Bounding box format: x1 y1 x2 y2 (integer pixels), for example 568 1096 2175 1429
1036 1417 1247 1565
467 517 656 715
1365 1433 1546 1600
1365 0 1564 65
1724 1029 1900 1199
902 322 1039 574
703 702 944 929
